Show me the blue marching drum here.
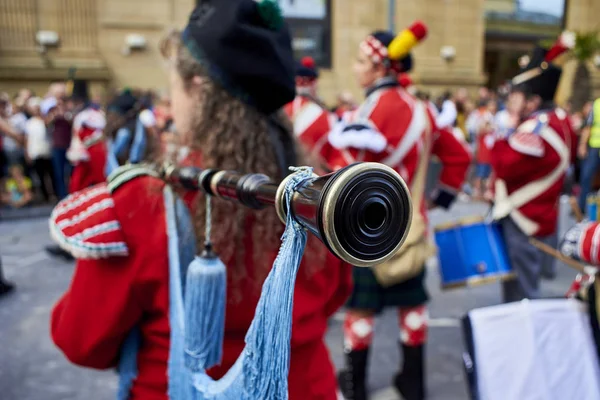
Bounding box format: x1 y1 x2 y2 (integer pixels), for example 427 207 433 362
434 217 515 289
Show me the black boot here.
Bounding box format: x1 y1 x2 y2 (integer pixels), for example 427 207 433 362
337 348 369 400
0 260 15 298
394 343 425 400
45 245 74 261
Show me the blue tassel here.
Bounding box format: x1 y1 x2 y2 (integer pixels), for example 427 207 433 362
184 243 227 372
241 167 311 399
116 327 142 400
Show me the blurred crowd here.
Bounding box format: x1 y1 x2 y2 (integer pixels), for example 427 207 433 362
328 83 594 202
0 83 174 210
418 85 592 201
0 81 594 211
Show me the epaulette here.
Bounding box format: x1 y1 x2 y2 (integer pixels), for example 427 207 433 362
561 222 600 266
107 163 159 194
49 184 129 259
508 117 547 158
49 164 159 259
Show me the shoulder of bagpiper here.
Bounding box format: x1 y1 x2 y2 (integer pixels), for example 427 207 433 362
561 222 600 266
507 117 547 158
49 164 163 260
106 163 160 194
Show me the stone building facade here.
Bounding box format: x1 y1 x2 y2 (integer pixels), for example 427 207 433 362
0 0 598 105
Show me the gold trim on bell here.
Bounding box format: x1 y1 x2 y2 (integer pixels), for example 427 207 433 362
275 173 296 224
210 171 228 198
321 162 412 268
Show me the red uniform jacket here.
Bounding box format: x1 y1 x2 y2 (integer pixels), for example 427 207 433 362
560 222 600 266
559 221 600 298
50 173 352 400
491 109 577 237
68 108 107 193
284 95 336 169
327 81 471 218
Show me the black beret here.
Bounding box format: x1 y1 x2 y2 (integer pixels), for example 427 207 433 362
181 0 296 115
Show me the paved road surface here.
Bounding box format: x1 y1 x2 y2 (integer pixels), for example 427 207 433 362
0 200 579 400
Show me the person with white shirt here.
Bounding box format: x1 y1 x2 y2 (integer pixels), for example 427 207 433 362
5 96 28 170
24 97 55 202
435 92 457 130
130 103 157 163
105 92 157 175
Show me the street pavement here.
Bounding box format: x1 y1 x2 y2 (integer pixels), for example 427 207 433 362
0 200 579 400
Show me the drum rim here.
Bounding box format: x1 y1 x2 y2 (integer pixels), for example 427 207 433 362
434 216 485 232
440 272 516 290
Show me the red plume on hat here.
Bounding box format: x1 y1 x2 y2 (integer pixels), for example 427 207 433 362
398 74 413 88
301 56 316 69
296 56 319 83
545 31 576 63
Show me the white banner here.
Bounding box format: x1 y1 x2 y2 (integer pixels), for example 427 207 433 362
279 0 327 19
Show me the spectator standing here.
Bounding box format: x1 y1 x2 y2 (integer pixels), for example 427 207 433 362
333 91 357 120
436 91 457 130
24 97 55 202
1 164 33 208
154 93 172 133
578 96 600 213
130 93 158 164
0 96 25 174
468 100 496 198
105 89 138 174
5 96 28 172
44 97 72 200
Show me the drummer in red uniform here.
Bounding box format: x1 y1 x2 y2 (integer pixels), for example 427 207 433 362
331 22 471 400
490 31 578 303
48 2 351 399
284 56 336 169
45 80 108 261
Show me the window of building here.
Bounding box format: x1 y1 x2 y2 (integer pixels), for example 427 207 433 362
192 0 333 68
282 0 332 68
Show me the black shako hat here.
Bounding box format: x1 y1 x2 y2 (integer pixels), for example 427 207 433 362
296 57 319 79
513 47 562 103
181 0 296 115
69 79 90 103
511 32 575 103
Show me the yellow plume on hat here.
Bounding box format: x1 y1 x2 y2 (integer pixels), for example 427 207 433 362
387 21 428 61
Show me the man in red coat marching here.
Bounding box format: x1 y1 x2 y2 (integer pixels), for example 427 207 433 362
284 57 336 169
490 31 578 302
330 22 471 400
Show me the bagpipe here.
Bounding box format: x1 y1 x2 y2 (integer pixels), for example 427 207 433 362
116 162 413 400
160 161 413 267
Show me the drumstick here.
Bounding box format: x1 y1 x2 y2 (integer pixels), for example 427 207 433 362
529 238 587 274
569 196 584 223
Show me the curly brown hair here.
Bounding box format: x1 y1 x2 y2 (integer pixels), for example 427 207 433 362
160 31 323 296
